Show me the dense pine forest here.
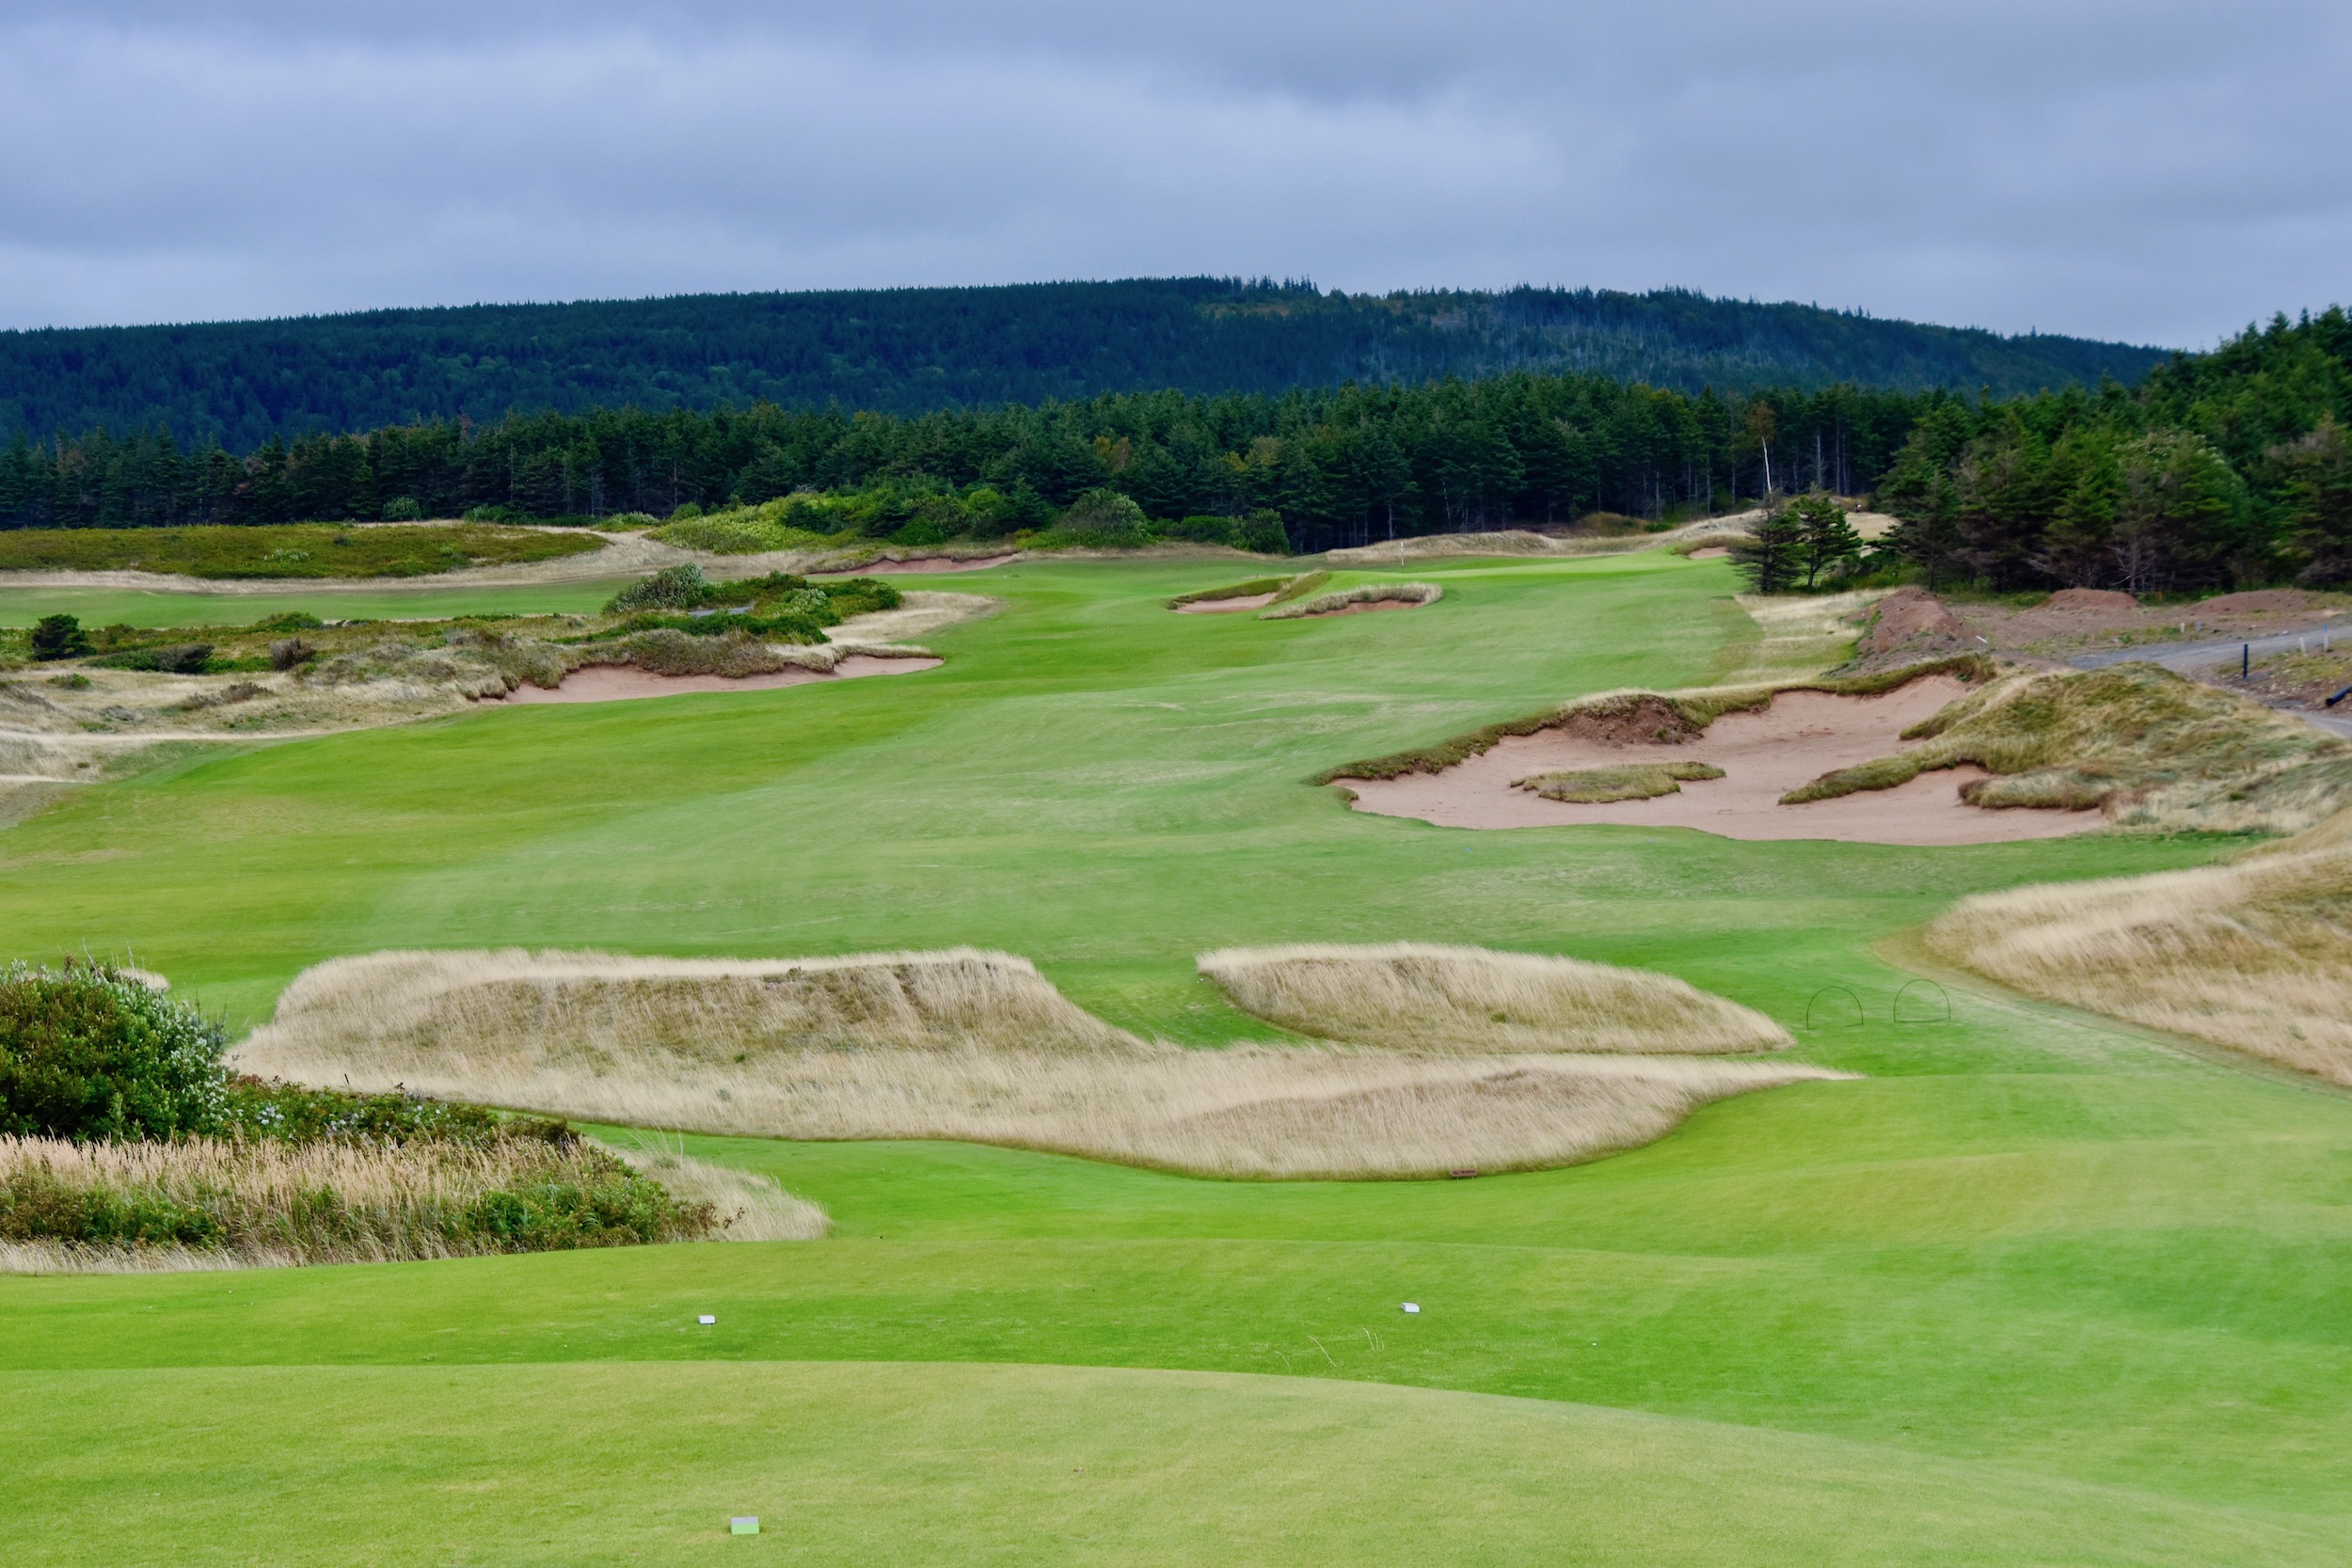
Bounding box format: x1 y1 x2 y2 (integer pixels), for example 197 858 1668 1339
0 303 2344 593
0 279 2163 449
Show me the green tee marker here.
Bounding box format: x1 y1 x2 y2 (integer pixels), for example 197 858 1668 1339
730 1516 759 1536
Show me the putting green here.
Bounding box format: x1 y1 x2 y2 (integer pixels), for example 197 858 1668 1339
3 550 2344 1562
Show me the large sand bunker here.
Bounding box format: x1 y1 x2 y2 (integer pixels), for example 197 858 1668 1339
1344 676 2102 845
237 948 1839 1180
492 654 940 704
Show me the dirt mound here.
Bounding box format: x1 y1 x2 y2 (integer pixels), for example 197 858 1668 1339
1850 588 1973 669
1551 693 1699 746
2195 590 2327 616
2042 588 2138 614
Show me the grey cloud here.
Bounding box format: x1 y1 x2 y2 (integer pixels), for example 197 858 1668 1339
1 3 2346 345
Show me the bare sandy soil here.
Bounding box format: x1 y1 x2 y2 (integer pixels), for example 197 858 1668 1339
1958 586 2352 657
490 655 942 705
1689 546 1730 560
1346 677 2102 846
812 554 1017 577
1176 593 1277 613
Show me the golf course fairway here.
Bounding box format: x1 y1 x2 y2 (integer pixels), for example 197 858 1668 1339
4 551 2346 1564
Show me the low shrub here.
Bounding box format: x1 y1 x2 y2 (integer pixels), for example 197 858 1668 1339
0 962 227 1142
267 637 314 671
606 564 711 613
89 643 215 674
29 614 89 661
381 496 424 521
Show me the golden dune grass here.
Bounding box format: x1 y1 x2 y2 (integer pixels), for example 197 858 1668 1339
1197 942 1794 1055
1923 809 2352 1085
236 948 1836 1180
1260 581 1441 619
0 1133 817 1275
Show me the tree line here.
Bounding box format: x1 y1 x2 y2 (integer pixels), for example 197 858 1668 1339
0 373 1925 552
0 306 2344 587
0 278 2167 451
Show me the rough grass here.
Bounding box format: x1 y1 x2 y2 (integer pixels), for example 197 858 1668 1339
1196 942 1793 1055
646 510 843 555
1314 657 1994 784
1513 760 1725 802
0 524 604 579
1924 808 2352 1086
1782 662 2350 831
233 948 1832 1180
0 1132 717 1272
1261 581 1440 620
1167 575 1294 608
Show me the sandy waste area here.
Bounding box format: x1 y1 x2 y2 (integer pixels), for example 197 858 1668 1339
490 655 941 705
1346 676 2102 846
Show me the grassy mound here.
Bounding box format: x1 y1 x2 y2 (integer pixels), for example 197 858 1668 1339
1781 662 2349 829
1262 580 1441 620
1924 807 2352 1085
1513 760 1726 802
1196 943 1793 1055
235 947 1830 1180
0 524 604 579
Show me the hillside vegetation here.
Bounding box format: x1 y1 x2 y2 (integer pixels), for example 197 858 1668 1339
0 279 2165 450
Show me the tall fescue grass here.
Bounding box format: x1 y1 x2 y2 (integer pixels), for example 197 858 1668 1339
1197 943 1793 1054
1786 663 2349 831
0 1132 727 1273
238 949 1836 1180
1260 582 1441 620
1924 808 2352 1085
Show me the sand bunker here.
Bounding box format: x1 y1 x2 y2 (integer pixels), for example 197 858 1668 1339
1177 593 1277 613
1345 676 2102 845
238 947 1839 1180
813 554 1016 577
490 654 940 705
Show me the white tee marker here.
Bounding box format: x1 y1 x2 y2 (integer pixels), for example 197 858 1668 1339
1401 1303 1421 1314
698 1315 717 1325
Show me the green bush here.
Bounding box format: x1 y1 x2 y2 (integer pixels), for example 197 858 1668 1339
88 643 215 673
381 496 424 521
215 1075 571 1148
606 564 712 613
30 614 90 661
0 963 227 1141
1057 488 1151 545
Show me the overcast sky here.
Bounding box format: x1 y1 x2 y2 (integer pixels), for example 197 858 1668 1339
3 1 2344 347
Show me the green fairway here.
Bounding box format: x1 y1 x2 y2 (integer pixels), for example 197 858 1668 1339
0 577 642 627
3 549 2344 1563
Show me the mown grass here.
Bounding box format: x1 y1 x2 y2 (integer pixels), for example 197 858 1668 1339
0 548 2342 1559
0 523 605 579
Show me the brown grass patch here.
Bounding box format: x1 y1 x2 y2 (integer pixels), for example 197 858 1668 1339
1783 663 2349 831
1513 761 1725 802
0 1132 782 1274
1923 809 2352 1085
1260 581 1441 620
234 948 1835 1180
1196 943 1793 1054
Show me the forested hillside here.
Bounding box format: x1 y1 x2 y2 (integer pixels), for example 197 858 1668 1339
2 307 2344 591
0 279 2164 449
